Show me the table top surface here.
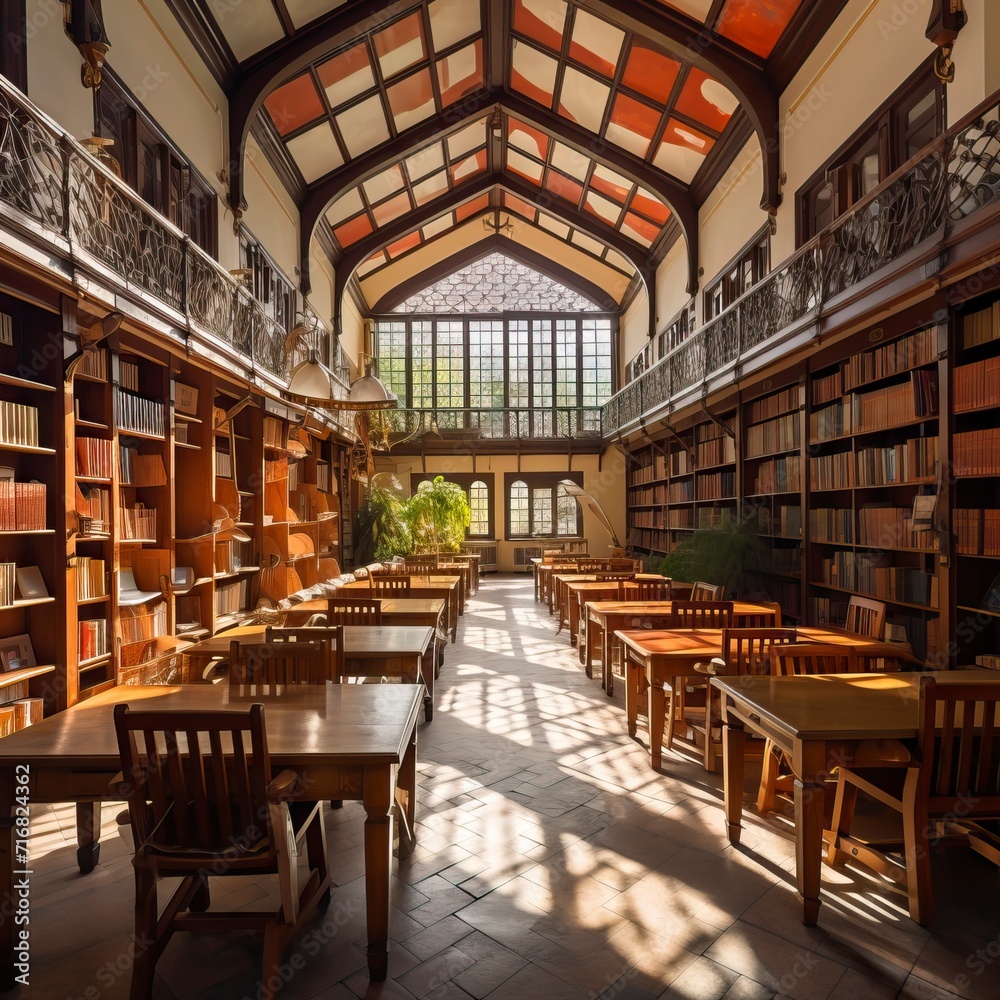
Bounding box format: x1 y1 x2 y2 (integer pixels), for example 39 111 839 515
614 626 911 661
291 598 445 616
556 573 664 585
712 670 998 742
565 577 668 593
589 600 773 616
344 576 460 590
186 625 435 659
0 683 423 768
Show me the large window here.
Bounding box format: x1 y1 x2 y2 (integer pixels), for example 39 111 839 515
504 473 582 539
797 65 944 245
375 316 614 436
409 473 495 539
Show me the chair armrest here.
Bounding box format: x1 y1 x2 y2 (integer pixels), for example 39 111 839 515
267 769 304 802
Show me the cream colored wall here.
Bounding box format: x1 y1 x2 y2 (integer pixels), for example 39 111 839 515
619 290 649 374
242 134 300 278
949 0 1000 123
339 291 366 372
652 236 691 334
373 449 627 573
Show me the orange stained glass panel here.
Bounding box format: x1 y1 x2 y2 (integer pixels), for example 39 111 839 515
623 211 660 244
608 93 662 151
386 232 422 258
716 0 801 59
264 73 325 136
387 69 435 123
675 68 736 134
372 191 412 227
450 149 488 184
334 213 375 247
589 165 632 205
455 194 490 222
373 12 427 78
437 39 484 106
316 43 374 105
507 149 544 185
504 193 537 220
510 41 557 107
512 0 567 52
507 119 550 161
544 171 583 206
567 10 624 79
630 189 670 225
621 40 682 105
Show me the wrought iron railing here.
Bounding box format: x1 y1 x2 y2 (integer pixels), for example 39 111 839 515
0 76 351 422
369 406 604 445
603 91 1000 436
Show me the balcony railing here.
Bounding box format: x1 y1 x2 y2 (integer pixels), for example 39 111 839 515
0 76 352 426
370 406 604 445
602 89 1000 436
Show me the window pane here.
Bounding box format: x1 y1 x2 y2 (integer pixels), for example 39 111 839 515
532 487 552 535
581 317 612 416
532 319 553 436
375 321 408 401
469 320 504 434
411 321 433 408
469 480 490 536
435 320 465 409
556 484 578 536
510 480 529 535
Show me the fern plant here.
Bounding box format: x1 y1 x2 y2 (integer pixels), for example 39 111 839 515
404 476 470 554
353 476 412 564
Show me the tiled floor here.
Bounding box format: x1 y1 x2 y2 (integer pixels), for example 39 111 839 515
24 576 1000 1000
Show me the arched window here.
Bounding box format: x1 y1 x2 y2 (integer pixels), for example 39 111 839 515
469 480 490 538
509 480 529 537
504 473 583 539
408 473 495 539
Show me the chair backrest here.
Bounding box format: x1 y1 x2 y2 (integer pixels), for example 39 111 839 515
405 555 439 572
770 642 859 675
326 596 382 626
598 572 634 583
721 627 798 676
671 600 734 629
739 601 782 628
228 638 334 692
845 596 886 639
634 578 670 601
370 572 412 595
691 581 724 600
114 702 274 856
917 678 1000 815
608 558 639 571
264 625 345 682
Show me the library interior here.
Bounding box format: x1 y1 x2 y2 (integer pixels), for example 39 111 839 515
1 1 1000 999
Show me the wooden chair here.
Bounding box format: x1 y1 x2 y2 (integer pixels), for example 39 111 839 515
845 596 886 639
756 643 861 814
263 625 346 684
633 578 670 601
669 600 734 629
405 554 439 572
113 702 331 1000
688 627 798 771
228 638 336 694
326 596 383 626
741 600 782 627
371 572 412 596
826 678 1000 924
690 581 724 600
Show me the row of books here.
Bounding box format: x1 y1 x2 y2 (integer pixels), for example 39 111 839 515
77 349 107 380
953 428 1000 475
114 388 165 438
954 356 1000 412
0 563 14 607
954 509 1000 555
627 528 666 551
697 508 735 529
263 416 285 450
629 510 665 530
841 327 936 391
669 508 694 528
812 370 843 407
215 539 253 575
669 480 694 503
0 400 39 448
76 485 110 527
767 578 802 618
216 577 251 617
851 371 938 432
751 504 802 537
317 461 331 492
856 504 939 551
629 485 667 506
76 437 114 479
817 556 939 606
216 449 233 479
751 456 801 495
77 556 107 600
120 504 157 540
746 384 801 425
265 456 288 482
0 481 46 531
627 452 667 485
78 619 108 662
810 438 938 489
118 359 140 392
0 699 44 736
744 413 800 458
120 602 167 645
809 508 853 543
772 547 803 576
694 433 735 468
975 654 1000 670
961 303 1000 348
696 471 736 501
120 449 166 487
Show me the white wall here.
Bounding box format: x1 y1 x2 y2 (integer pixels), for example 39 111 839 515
619 290 649 375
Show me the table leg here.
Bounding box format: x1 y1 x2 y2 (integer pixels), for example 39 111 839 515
604 630 614 696
647 672 665 769
580 614 590 670
794 746 826 926
363 765 394 981
625 651 640 737
396 727 418 860
722 720 746 846
418 654 433 722
76 801 102 874
569 602 578 646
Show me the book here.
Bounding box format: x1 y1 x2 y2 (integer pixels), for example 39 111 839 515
0 633 35 672
15 565 47 599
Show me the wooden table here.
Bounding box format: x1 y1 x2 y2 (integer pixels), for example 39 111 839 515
557 573 667 635
184 624 436 720
345 576 462 642
616 626 918 769
713 670 998 927
0 682 421 986
587 600 780 692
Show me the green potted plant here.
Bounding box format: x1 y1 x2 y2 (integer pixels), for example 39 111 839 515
404 476 470 554
353 475 412 564
658 512 772 600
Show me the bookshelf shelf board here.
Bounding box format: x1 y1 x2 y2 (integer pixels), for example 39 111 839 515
745 408 802 427
78 653 112 669
118 429 166 442
0 597 57 610
73 372 107 385
74 418 110 431
0 372 57 392
809 540 940 555
78 595 110 605
957 604 1000 620
0 442 56 455
237 490 255 498
693 496 737 503
216 431 251 442
285 553 317 564
119 538 158 544
238 566 261 573
762 534 805 541
174 412 203 424
956 552 1000 560
629 477 670 488
213 570 244 580
952 472 1000 480
78 679 116 699
809 486 857 493
954 401 1000 416
76 534 111 543
0 663 56 690
695 461 737 474
809 580 938 612
843 364 938 396
853 478 938 490
174 441 201 451
118 591 163 607
170 577 213 595
768 571 804 582
120 482 168 490
744 446 802 461
76 476 112 484
745 491 802 500
0 529 54 536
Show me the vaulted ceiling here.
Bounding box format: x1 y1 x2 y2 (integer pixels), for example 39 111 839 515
167 0 848 321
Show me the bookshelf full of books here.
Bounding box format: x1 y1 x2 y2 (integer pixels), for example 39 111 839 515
742 379 805 621
0 292 61 729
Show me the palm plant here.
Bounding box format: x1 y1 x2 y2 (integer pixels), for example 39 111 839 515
353 474 412 564
404 476 470 554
